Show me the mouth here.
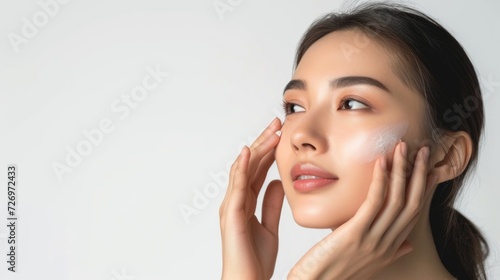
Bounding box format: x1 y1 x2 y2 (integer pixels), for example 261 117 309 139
291 162 339 192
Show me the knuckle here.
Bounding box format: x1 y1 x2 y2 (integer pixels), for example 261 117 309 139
235 160 244 172
372 247 385 260
252 131 271 148
390 199 404 212
236 157 249 173
249 141 259 151
411 206 422 216
374 241 392 258
395 168 406 180
361 241 378 255
408 203 422 217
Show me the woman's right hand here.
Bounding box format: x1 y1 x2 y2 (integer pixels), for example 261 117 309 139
219 117 284 280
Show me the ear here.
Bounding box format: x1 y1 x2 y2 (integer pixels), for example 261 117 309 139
429 131 473 184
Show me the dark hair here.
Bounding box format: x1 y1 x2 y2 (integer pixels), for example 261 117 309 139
293 2 489 279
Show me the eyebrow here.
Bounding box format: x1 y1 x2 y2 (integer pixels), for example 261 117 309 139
282 76 390 95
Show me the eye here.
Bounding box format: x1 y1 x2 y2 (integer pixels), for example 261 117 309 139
339 97 370 110
282 100 305 115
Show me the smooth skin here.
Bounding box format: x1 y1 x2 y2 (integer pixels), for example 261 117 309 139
219 117 436 279
219 118 283 280
220 30 467 279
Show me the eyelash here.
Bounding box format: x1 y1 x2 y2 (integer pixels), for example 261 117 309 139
281 96 370 115
281 100 296 115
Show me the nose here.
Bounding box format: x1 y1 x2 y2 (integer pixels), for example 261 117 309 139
290 113 328 155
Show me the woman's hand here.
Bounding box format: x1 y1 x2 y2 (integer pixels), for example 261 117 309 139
219 117 284 280
288 142 437 280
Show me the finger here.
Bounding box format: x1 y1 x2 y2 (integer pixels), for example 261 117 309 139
221 119 281 216
384 175 437 253
226 146 251 212
250 117 281 150
382 146 430 242
349 156 388 232
369 141 408 236
220 149 241 219
222 117 280 203
404 146 430 213
225 131 279 219
243 136 279 218
387 172 437 251
247 133 280 188
250 147 276 196
261 180 285 237
225 147 244 197
220 146 246 216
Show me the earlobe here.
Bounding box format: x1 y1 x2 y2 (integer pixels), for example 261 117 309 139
429 131 473 184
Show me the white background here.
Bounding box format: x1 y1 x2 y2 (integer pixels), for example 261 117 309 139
0 0 499 279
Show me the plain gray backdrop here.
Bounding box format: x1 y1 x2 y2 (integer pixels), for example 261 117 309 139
0 0 499 279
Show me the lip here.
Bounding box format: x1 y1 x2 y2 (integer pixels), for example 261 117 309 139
291 162 339 192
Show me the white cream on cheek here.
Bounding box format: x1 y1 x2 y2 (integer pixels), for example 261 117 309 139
346 121 409 163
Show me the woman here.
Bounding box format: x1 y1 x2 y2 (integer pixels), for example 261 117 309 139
219 2 489 279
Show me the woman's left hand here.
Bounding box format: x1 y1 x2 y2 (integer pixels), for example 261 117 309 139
287 142 437 280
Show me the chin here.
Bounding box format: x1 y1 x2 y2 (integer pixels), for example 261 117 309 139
290 205 352 229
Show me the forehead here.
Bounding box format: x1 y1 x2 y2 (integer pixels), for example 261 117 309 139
295 30 422 97
295 30 396 87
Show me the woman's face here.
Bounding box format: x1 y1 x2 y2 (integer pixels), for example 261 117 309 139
275 30 427 229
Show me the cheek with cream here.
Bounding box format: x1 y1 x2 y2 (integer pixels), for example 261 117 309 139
345 121 409 163
275 120 410 229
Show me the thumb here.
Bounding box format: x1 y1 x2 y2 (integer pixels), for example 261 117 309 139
261 180 285 236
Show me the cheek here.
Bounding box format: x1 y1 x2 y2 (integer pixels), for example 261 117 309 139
273 121 408 229
344 121 408 164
